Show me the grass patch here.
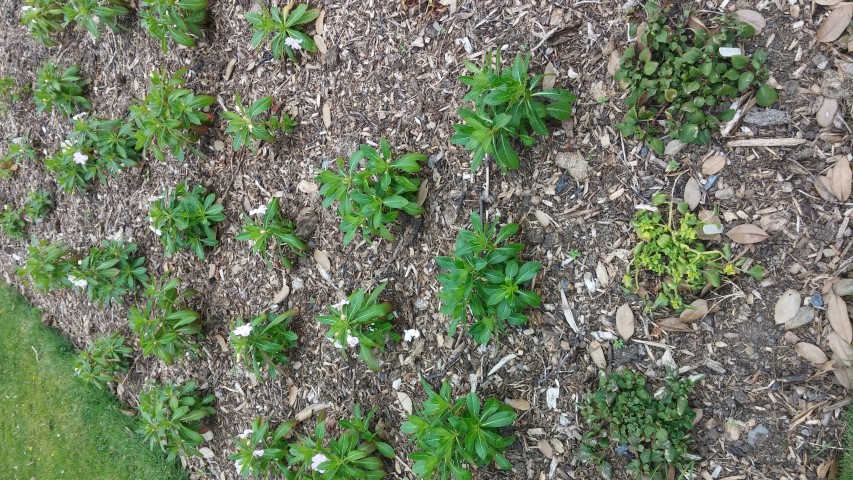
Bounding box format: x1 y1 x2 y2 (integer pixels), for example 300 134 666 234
842 406 853 479
0 284 187 480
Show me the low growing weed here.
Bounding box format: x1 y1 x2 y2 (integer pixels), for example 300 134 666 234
129 275 202 364
436 212 541 345
17 238 74 292
1 205 27 239
452 49 576 173
139 0 207 52
230 310 298 381
33 62 90 116
148 181 225 259
236 197 306 268
62 0 129 38
137 381 215 461
25 189 53 222
223 93 296 152
615 0 776 153
579 369 702 479
316 139 425 244
3 136 38 166
20 0 64 46
402 381 517 479
73 332 132 389
68 239 148 306
246 3 320 62
316 282 398 372
0 76 28 115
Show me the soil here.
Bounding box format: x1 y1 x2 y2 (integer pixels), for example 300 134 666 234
1 0 851 479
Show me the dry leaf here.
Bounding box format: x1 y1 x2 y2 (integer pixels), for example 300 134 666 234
273 283 290 304
733 10 766 34
322 102 331 128
774 289 802 324
534 210 551 228
417 180 429 206
834 278 853 296
607 50 621 77
313 249 331 271
785 306 816 330
596 262 610 286
829 159 852 201
826 291 853 342
537 439 554 459
817 97 839 127
504 398 531 411
815 0 843 5
297 179 318 193
702 155 726 175
828 331 853 360
795 342 829 364
588 340 607 369
679 299 709 323
815 175 837 201
657 317 695 332
833 364 851 389
726 224 769 244
314 34 327 55
615 303 635 340
816 5 853 43
396 392 413 415
543 62 557 90
684 177 701 211
198 447 215 459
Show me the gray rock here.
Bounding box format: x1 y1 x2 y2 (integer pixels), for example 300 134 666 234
747 424 770 446
743 109 789 127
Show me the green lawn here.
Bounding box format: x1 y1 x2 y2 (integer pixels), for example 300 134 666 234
842 407 853 480
0 285 187 480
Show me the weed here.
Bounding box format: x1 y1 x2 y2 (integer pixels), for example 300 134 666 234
236 197 306 268
25 189 53 222
230 310 298 381
69 239 148 306
1 205 26 239
148 181 225 259
20 0 64 46
137 381 215 461
0 76 28 115
73 332 132 389
33 62 90 116
129 275 202 364
3 136 38 172
245 3 320 62
223 93 296 152
139 0 207 52
62 0 129 38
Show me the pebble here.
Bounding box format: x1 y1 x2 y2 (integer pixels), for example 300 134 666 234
747 424 770 446
554 176 570 195
743 109 789 127
213 140 225 152
715 187 735 200
810 292 824 308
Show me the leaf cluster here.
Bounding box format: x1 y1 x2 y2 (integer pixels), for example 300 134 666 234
436 212 541 345
2 137 38 178
137 380 215 461
615 0 776 153
62 0 129 38
230 309 298 380
401 381 517 479
1 205 27 239
316 282 398 372
17 238 73 292
452 49 576 173
579 369 702 479
69 239 148 306
139 0 207 52
148 181 225 259
128 68 214 161
19 0 64 46
33 62 91 116
316 139 425 244
71 114 142 181
25 189 53 222
246 3 320 62
73 331 132 389
223 93 296 152
236 197 306 268
231 417 295 479
129 275 202 364
0 76 28 116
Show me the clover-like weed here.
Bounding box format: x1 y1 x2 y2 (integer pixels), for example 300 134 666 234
17 238 74 292
148 181 225 259
20 0 64 46
128 68 214 161
452 49 576 173
62 0 129 38
73 332 132 389
615 0 776 154
230 309 298 381
223 93 296 152
1 205 26 239
25 189 53 222
246 3 320 62
436 212 541 345
0 77 28 116
129 275 202 364
402 381 517 479
33 62 90 116
236 197 306 268
139 0 207 52
137 381 215 461
316 282 398 371
579 369 702 479
68 239 148 306
316 139 425 244
231 417 296 478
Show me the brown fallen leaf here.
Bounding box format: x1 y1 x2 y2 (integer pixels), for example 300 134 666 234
726 224 769 244
543 62 557 90
774 289 802 324
657 317 695 332
795 342 829 365
504 398 531 411
815 175 837 202
826 291 853 342
607 50 621 77
322 102 331 128
816 5 853 43
785 306 816 331
815 0 843 5
702 155 726 175
684 177 701 211
313 249 331 271
588 340 607 369
537 439 554 459
829 159 852 201
733 10 766 34
396 392 413 415
273 283 290 304
417 180 429 206
817 97 839 127
615 303 635 340
679 299 709 323
834 278 853 296
832 363 851 389
828 331 853 360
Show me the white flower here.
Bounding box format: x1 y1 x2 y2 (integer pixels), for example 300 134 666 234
310 453 329 473
403 329 421 342
234 459 244 473
233 323 253 337
328 336 343 349
11 137 24 146
60 139 72 149
148 224 162 236
331 298 350 309
72 151 88 165
237 428 252 439
285 37 303 50
253 449 264 458
248 204 267 216
346 334 359 348
68 275 87 288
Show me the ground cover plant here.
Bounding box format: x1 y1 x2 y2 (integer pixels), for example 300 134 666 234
402 381 517 479
1 205 26 239
136 380 215 461
436 212 541 345
615 0 776 153
245 2 320 62
32 61 90 116
0 76 27 115
316 139 425 244
139 0 207 52
69 239 148 306
2 137 37 179
128 68 214 161
25 189 53 222
148 181 225 259
73 331 132 389
17 239 73 292
222 93 297 152
231 416 295 478
62 0 129 39
230 309 298 380
19 0 64 46
579 369 702 479
129 275 203 364
0 286 187 479
452 49 576 173
236 196 306 268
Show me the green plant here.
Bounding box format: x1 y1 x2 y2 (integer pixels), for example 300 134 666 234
128 68 214 162
451 49 576 173
62 0 129 38
579 369 702 479
402 381 517 479
231 417 295 479
1 205 26 239
245 3 320 62
129 275 202 364
33 62 90 116
316 282 397 371
3 136 38 167
19 0 64 46
137 381 215 461
0 76 28 116
316 139 425 244
230 310 298 380
148 181 225 259
139 0 207 52
17 238 74 292
236 197 306 268
69 239 148 306
222 93 296 152
71 114 142 181
436 212 541 345
44 140 90 194
25 189 53 222
73 332 132 389
615 0 776 154
622 193 763 311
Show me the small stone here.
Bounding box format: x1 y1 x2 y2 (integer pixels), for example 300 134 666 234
414 298 429 310
555 152 589 182
810 292 824 308
411 37 425 48
715 187 735 200
213 140 225 152
747 424 770 446
554 176 570 195
743 109 789 127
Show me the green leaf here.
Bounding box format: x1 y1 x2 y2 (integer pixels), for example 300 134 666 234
755 84 777 107
678 123 698 143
